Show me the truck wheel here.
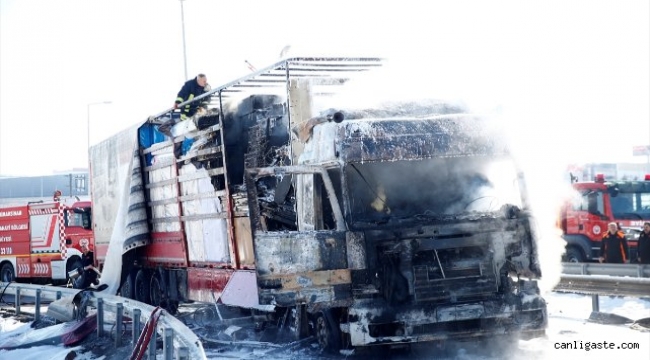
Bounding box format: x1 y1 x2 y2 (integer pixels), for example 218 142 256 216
564 247 585 263
150 273 163 307
120 272 134 299
315 310 341 354
0 263 15 282
134 269 150 304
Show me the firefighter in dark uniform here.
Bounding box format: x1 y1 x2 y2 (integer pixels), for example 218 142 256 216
637 222 650 264
74 243 99 289
598 222 629 264
159 74 210 158
174 73 210 120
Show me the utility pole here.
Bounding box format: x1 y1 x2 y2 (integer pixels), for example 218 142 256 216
180 0 188 80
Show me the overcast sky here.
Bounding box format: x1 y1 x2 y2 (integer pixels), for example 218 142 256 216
0 0 648 176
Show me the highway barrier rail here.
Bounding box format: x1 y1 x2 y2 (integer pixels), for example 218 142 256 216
556 274 650 297
0 282 206 360
561 262 650 278
2 264 649 359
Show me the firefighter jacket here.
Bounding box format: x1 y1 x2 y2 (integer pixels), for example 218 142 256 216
638 231 650 264
175 77 209 117
599 231 629 264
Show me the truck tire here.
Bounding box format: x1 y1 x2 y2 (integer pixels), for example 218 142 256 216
120 272 134 299
314 310 341 354
564 247 585 263
134 269 150 304
149 273 178 314
0 263 15 283
149 273 163 308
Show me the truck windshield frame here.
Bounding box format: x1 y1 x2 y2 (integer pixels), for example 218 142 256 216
345 155 524 226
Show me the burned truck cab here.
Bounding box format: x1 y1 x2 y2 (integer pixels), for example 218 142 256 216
248 108 547 350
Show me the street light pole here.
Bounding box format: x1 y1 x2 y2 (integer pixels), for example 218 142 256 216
179 0 188 80
87 101 112 165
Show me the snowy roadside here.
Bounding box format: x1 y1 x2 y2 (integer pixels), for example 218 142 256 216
1 292 649 360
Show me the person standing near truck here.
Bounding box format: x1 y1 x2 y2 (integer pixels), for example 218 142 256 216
74 243 98 289
637 222 650 264
598 222 629 264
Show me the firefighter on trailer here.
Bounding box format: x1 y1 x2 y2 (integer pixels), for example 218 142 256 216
173 73 210 120
159 73 211 158
598 222 629 264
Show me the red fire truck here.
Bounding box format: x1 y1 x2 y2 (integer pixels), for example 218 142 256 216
558 173 644 262
0 196 94 284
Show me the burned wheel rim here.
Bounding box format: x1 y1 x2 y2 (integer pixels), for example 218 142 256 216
150 274 163 307
316 315 330 350
315 311 341 353
120 273 134 299
135 269 150 304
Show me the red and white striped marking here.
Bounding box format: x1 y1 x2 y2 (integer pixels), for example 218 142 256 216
58 201 67 259
28 208 58 215
32 262 50 275
17 263 30 275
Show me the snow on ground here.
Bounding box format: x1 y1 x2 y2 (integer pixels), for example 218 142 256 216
519 292 650 360
1 291 649 359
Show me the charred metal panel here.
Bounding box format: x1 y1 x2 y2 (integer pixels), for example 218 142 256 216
346 232 367 270
258 282 352 307
347 286 547 346
337 117 508 163
254 230 348 275
258 269 350 290
361 217 541 305
254 230 351 306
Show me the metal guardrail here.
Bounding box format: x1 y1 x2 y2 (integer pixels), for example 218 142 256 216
562 262 650 278
2 264 648 359
557 263 650 312
556 274 650 297
0 282 206 360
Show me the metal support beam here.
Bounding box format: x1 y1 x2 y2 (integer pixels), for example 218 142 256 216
148 328 157 359
133 308 141 348
591 294 600 312
163 327 174 360
15 288 20 315
35 289 41 321
116 303 124 347
97 298 104 337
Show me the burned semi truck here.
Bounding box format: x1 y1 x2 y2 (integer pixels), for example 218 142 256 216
90 57 547 352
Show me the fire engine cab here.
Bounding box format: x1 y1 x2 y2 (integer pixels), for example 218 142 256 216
0 196 94 284
558 173 646 262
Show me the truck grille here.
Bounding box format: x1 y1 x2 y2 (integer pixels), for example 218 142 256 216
413 261 497 302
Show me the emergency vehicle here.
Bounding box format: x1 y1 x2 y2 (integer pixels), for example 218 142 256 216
0 194 94 284
558 173 644 262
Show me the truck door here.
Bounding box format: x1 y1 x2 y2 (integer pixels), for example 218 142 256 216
570 190 607 244
246 166 352 307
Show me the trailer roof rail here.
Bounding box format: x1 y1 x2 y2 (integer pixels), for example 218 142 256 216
150 57 384 121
